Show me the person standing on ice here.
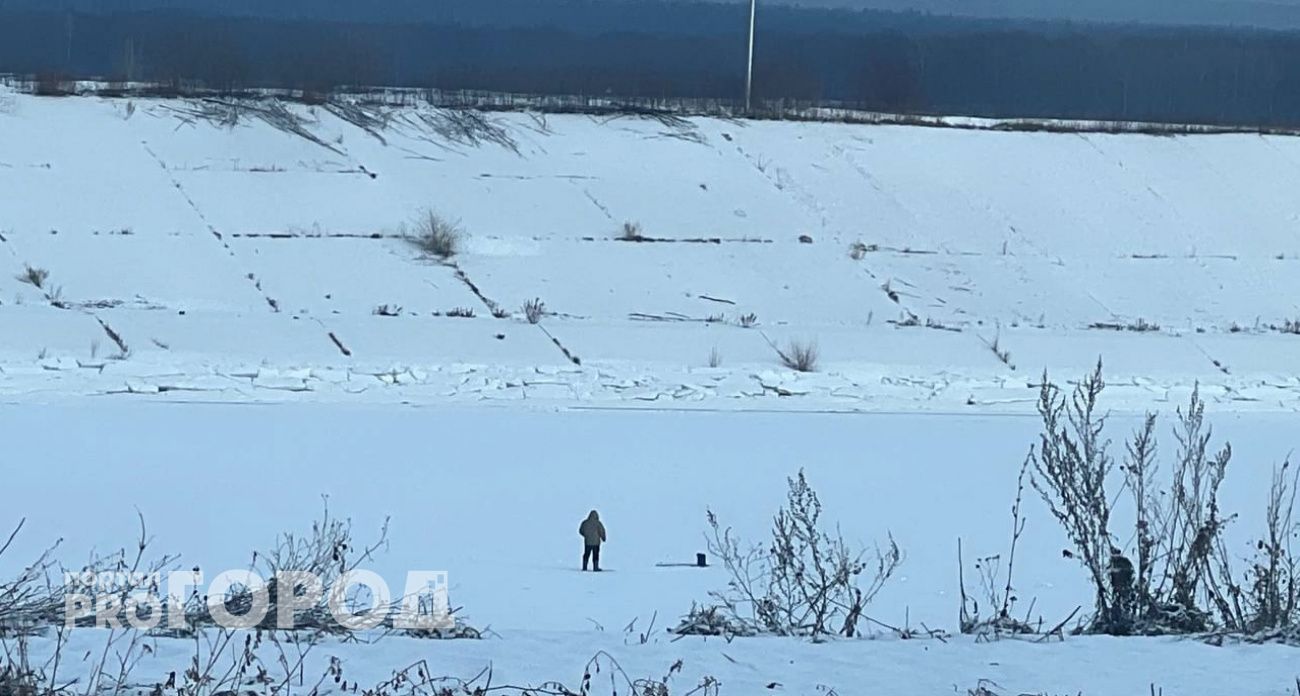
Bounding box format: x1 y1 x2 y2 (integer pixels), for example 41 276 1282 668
578 510 607 571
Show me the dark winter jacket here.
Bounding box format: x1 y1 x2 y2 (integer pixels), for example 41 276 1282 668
579 510 607 546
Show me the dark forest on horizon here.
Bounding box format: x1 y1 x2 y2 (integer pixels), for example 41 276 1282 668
3 1 1300 127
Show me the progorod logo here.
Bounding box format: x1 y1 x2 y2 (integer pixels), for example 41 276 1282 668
63 569 452 631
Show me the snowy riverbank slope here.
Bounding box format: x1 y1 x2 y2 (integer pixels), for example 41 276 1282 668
2 87 1300 411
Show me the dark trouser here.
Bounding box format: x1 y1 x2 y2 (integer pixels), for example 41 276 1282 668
582 544 601 571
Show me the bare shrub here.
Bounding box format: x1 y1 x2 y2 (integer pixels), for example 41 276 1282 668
0 520 62 631
1029 362 1258 636
100 320 130 359
620 221 644 241
0 633 45 695
894 313 921 328
959 461 1040 638
1272 319 1300 335
678 470 902 640
774 340 818 373
444 307 476 318
891 313 958 332
522 298 547 324
0 516 175 696
989 334 1014 369
0 512 495 696
1031 362 1127 634
15 265 47 290
0 514 177 635
1089 319 1162 333
737 313 758 328
14 265 68 309
45 286 67 309
405 209 462 258
848 242 877 260
417 108 520 153
4 612 475 696
396 612 484 640
672 603 756 639
363 652 717 696
1121 392 1236 634
881 279 900 303
707 346 722 368
251 501 390 632
1251 463 1299 632
374 304 402 317
1029 363 1300 642
266 502 386 582
1209 460 1300 640
1 620 331 696
183 626 322 696
181 500 391 634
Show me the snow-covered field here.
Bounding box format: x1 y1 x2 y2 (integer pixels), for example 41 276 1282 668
2 84 1299 694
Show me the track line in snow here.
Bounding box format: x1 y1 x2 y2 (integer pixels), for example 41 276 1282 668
0 228 17 263
91 316 131 358
729 136 982 347
445 260 584 367
139 140 284 314
327 331 353 357
1186 335 1233 376
732 142 830 231
535 323 583 366
578 186 614 221
301 314 355 359
448 262 508 318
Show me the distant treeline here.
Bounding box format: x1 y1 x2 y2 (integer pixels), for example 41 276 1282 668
3 4 1300 127
10 0 1300 33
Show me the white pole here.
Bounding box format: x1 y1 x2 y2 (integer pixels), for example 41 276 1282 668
745 0 756 113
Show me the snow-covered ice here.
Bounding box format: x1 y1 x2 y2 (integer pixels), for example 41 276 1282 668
2 84 1299 693
2 403 1298 694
